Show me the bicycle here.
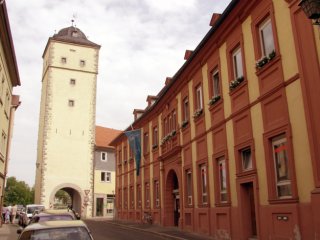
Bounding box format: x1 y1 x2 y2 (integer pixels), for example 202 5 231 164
142 212 153 224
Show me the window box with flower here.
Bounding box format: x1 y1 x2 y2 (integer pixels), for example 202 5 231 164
181 119 189 129
208 95 221 106
229 76 244 91
160 130 177 146
256 50 276 69
193 108 203 119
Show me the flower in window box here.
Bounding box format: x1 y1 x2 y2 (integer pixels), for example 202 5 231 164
193 108 203 119
255 50 276 69
229 76 244 91
268 50 276 60
169 130 176 137
181 120 189 128
208 95 221 106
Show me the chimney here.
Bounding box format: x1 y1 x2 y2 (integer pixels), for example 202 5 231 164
146 95 158 107
165 77 172 86
184 50 193 60
210 13 221 27
133 109 145 121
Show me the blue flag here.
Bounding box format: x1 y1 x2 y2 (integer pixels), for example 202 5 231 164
124 129 141 176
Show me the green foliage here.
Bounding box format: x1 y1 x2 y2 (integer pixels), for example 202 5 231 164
55 190 71 205
4 177 34 206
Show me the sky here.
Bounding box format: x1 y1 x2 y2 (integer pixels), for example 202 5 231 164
6 0 231 187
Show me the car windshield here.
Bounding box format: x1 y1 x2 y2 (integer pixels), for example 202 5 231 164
27 206 44 214
19 227 92 240
39 215 74 222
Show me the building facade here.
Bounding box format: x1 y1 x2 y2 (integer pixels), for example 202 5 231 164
93 126 120 217
0 0 21 225
111 0 320 239
34 26 100 218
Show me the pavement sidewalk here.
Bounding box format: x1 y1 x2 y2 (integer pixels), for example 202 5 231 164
0 223 19 240
100 219 214 240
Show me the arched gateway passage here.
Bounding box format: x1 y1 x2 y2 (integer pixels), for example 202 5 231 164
49 184 83 217
165 169 180 227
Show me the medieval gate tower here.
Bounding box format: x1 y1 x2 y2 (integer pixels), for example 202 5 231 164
34 25 100 218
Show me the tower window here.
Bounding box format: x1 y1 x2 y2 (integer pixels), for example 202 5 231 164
70 79 76 85
61 57 67 64
68 100 75 107
80 60 86 67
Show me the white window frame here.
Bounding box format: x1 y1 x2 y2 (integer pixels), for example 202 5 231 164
196 85 203 110
186 170 192 205
183 97 189 121
218 157 227 203
101 152 107 161
155 180 160 207
68 100 75 107
101 171 111 182
241 148 252 171
259 18 275 57
200 164 207 204
272 135 292 198
145 182 150 208
212 69 220 98
232 47 243 79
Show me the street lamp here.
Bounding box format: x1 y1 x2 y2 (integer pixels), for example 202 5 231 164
299 0 320 25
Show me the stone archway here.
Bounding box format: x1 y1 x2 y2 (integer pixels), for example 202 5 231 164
165 169 180 227
49 183 83 217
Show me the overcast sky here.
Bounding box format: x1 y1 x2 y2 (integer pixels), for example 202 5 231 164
6 0 231 187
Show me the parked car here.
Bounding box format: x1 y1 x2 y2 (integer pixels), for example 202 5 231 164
19 204 45 227
28 211 76 225
17 220 94 240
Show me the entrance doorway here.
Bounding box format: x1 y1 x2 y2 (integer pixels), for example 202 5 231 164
165 170 180 227
96 198 104 216
240 182 257 239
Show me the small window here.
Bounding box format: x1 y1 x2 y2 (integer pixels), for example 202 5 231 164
259 18 275 57
218 157 227 203
130 186 134 209
232 47 243 79
61 57 67 64
200 164 207 204
186 170 192 205
272 134 291 198
196 85 203 110
70 79 76 85
212 69 220 97
80 60 86 67
183 97 189 121
137 184 141 208
241 148 252 171
0 78 4 101
154 180 160 207
152 127 158 148
143 132 149 154
1 131 6 155
101 171 111 182
101 152 107 161
145 182 150 208
68 100 75 107
72 31 79 37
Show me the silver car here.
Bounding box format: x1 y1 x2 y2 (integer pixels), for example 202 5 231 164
17 220 94 240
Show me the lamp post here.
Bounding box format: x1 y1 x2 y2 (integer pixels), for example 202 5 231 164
299 0 320 25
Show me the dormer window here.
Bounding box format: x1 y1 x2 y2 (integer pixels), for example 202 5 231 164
72 31 79 37
80 60 86 67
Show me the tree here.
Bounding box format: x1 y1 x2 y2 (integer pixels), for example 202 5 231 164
4 177 34 206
